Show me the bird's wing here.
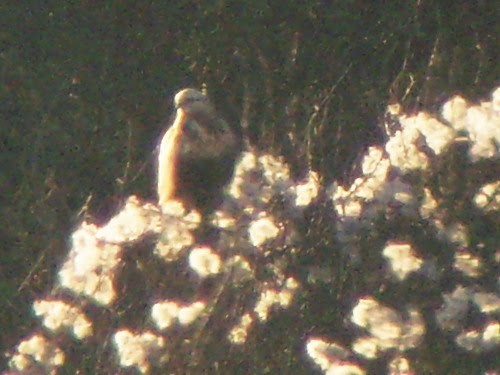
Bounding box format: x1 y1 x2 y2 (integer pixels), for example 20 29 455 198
180 113 238 160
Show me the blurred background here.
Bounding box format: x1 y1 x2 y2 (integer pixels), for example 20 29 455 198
0 0 498 369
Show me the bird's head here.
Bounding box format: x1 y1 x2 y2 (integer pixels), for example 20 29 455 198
172 87 239 151
174 88 213 115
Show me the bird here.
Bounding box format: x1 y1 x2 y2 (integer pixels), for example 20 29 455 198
157 88 241 213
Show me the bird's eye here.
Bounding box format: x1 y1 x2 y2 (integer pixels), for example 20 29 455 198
186 97 201 104
176 92 206 108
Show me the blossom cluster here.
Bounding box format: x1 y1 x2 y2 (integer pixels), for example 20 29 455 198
6 87 499 374
7 147 315 373
307 87 499 374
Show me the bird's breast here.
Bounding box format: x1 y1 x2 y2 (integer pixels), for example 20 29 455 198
179 114 238 160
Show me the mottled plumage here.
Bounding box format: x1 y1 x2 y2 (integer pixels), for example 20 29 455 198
158 88 240 212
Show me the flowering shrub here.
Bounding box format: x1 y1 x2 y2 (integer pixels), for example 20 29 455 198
6 88 499 374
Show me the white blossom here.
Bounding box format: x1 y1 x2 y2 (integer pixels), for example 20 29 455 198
456 322 500 352
403 112 456 155
154 204 200 262
464 105 500 161
306 338 365 375
351 297 424 355
228 313 254 345
388 356 413 375
58 223 122 305
188 247 222 277
254 278 299 321
385 126 429 171
351 336 380 359
248 215 281 247
472 292 500 314
442 95 469 130
294 171 320 207
151 300 206 328
9 334 65 372
151 301 180 330
96 196 162 243
382 242 423 280
33 299 92 339
454 250 482 277
178 301 206 325
113 329 165 373
473 181 500 212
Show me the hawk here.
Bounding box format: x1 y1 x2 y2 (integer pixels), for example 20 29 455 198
157 88 240 213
